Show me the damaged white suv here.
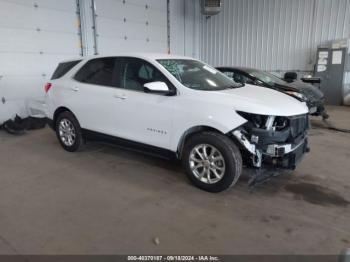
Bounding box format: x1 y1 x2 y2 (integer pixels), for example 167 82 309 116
45 54 310 192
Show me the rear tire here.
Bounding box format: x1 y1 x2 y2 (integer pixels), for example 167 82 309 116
55 111 84 152
182 132 242 193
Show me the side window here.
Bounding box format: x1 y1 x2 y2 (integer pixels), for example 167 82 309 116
138 64 153 80
232 72 245 83
121 58 170 92
74 58 119 87
230 71 255 85
223 71 234 79
51 60 81 80
222 71 247 84
243 75 255 85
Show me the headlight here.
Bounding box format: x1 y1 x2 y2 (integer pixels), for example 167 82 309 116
285 91 308 101
237 111 289 131
237 111 268 128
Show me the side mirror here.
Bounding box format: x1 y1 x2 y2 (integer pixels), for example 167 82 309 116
144 81 171 95
284 72 298 83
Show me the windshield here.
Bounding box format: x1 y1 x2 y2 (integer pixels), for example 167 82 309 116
157 59 242 91
246 69 287 86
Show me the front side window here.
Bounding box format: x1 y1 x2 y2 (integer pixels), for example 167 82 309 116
75 58 119 87
157 59 242 91
223 71 234 79
121 58 171 92
231 71 255 85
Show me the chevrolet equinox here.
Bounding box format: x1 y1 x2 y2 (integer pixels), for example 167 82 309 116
45 54 310 192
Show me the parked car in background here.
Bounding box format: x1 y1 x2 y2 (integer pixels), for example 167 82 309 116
216 67 328 119
45 54 310 192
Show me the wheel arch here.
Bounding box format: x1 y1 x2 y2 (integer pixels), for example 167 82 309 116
177 125 227 159
53 107 75 130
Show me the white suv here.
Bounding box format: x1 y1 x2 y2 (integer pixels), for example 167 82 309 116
45 54 310 192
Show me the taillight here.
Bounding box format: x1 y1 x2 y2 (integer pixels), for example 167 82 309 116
44 83 52 93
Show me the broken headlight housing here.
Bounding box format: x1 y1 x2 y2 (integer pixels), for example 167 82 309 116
237 111 289 131
234 112 309 169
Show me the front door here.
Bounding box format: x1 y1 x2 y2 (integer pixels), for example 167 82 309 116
112 57 175 150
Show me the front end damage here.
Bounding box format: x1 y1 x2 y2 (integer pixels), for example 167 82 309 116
231 112 310 170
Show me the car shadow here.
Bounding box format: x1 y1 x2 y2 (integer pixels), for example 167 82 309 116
81 140 299 195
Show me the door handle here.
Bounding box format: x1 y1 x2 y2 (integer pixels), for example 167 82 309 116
114 94 127 100
70 87 79 92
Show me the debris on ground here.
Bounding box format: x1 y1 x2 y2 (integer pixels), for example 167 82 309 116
153 237 160 245
322 119 350 133
311 117 350 134
1 115 47 135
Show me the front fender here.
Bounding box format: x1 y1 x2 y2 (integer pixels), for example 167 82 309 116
169 107 247 152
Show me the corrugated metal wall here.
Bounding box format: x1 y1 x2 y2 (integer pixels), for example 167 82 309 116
198 0 350 71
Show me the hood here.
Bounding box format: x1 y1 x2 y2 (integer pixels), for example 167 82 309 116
204 84 309 117
275 81 324 101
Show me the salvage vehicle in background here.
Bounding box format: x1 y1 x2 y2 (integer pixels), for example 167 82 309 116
216 67 328 119
45 54 310 192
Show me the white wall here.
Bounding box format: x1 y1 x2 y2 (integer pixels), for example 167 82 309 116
94 0 168 54
78 0 196 56
197 0 350 71
0 0 81 123
169 0 200 58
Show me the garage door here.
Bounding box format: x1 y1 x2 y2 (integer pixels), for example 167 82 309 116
0 0 81 122
94 0 168 54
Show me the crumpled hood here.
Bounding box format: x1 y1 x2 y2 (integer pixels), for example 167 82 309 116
204 84 309 117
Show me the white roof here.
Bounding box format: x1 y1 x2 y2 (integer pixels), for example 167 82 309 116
60 53 194 63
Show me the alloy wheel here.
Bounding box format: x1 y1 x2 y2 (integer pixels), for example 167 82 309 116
58 118 76 147
189 144 226 184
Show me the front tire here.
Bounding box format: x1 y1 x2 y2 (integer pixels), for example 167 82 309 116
182 132 242 193
55 111 84 152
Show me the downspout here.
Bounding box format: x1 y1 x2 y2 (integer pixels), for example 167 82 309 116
183 0 186 55
167 0 171 54
308 0 317 66
91 0 98 55
76 0 84 56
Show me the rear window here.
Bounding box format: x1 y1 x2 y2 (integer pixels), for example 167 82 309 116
74 58 118 87
51 60 82 80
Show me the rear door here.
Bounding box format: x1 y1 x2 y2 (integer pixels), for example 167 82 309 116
72 57 121 135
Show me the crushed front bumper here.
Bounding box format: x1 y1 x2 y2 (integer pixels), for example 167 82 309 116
232 129 309 170
263 138 309 169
